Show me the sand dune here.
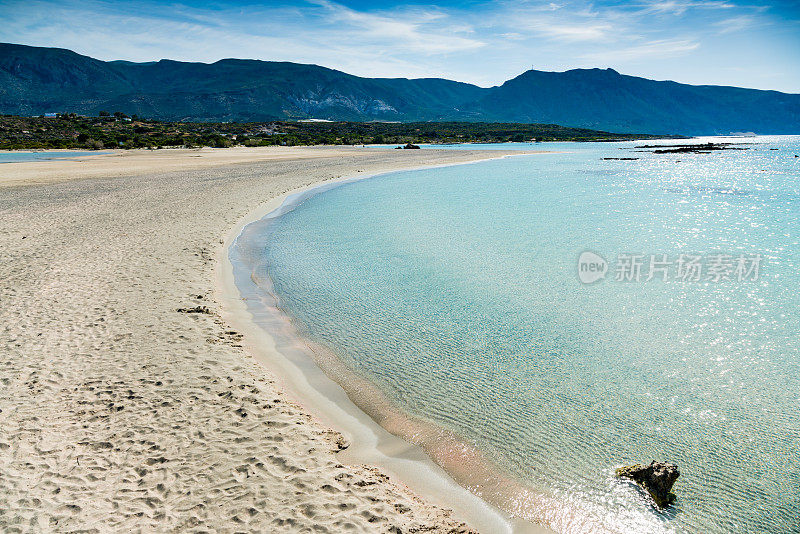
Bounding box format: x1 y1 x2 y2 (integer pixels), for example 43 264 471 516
0 146 535 532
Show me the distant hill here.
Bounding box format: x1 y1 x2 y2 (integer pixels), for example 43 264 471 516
470 68 800 135
2 43 799 135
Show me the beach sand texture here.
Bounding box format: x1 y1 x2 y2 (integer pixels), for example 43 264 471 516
0 147 530 532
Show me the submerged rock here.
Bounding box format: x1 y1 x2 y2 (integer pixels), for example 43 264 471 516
616 461 680 508
635 142 749 154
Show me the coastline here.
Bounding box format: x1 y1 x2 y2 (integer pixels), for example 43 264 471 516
218 158 555 534
0 145 462 188
0 146 547 532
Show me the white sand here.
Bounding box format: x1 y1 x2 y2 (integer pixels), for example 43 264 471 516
0 146 546 532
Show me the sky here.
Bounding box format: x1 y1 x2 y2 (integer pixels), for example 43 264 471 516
1 0 799 92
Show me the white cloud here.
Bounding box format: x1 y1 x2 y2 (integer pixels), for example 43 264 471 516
714 15 758 34
309 0 485 54
580 38 700 63
518 20 614 42
638 1 735 16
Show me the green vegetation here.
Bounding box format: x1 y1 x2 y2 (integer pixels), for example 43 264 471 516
0 114 662 150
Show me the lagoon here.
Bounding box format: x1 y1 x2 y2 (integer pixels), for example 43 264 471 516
238 138 800 533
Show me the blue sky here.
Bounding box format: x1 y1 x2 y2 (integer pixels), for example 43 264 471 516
1 0 799 92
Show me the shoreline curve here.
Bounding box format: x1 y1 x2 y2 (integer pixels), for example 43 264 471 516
216 155 554 534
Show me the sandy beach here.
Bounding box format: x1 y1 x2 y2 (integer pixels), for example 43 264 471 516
0 146 539 532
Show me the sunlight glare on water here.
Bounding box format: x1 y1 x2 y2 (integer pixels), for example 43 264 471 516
251 137 800 533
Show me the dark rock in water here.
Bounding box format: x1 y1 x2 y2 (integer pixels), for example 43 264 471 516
616 461 680 508
403 143 421 149
636 142 750 154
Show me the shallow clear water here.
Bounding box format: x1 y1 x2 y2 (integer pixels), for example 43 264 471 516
418 142 548 150
252 138 800 533
0 150 106 163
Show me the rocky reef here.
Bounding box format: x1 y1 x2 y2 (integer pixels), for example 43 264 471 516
635 142 750 154
616 461 680 508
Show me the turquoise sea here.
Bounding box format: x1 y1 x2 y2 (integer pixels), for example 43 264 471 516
233 137 800 533
0 150 107 163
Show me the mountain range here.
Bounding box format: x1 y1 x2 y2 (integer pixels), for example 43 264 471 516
2 42 799 135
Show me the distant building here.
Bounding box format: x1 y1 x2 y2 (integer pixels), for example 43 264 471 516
44 113 58 118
